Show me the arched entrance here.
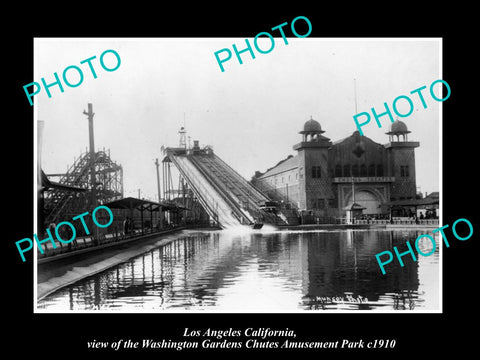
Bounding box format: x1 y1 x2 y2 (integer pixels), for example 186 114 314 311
346 190 381 214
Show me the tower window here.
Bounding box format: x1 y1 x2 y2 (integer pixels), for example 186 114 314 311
368 164 375 177
318 198 325 209
328 198 335 208
312 166 322 178
400 165 409 177
343 164 351 177
312 198 326 209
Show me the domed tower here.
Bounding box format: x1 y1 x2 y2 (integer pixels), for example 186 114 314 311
385 120 419 201
386 119 411 142
293 117 334 213
300 117 326 142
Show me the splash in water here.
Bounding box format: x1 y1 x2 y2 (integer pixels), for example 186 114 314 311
221 224 278 234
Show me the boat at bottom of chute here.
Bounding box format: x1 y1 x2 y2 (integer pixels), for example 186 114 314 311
252 222 264 229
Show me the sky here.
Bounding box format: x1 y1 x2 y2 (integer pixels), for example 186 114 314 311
35 38 441 201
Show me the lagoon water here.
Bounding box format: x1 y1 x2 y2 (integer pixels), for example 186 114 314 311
37 228 440 312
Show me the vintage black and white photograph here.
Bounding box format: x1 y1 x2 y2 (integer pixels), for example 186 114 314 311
33 37 442 313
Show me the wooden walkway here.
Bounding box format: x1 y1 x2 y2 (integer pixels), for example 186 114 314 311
37 227 186 264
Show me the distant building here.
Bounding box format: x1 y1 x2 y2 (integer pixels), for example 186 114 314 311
252 117 420 219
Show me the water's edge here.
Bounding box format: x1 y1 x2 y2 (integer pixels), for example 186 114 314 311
37 230 191 300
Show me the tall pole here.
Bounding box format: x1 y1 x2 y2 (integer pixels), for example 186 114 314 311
83 103 98 241
350 176 356 225
354 78 358 114
155 158 164 230
83 103 96 209
38 120 45 235
155 158 161 202
351 176 356 204
162 162 166 201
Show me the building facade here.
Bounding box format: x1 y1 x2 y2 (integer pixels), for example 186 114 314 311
252 118 419 218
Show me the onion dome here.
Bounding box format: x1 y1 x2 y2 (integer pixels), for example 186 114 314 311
300 116 325 134
386 119 411 136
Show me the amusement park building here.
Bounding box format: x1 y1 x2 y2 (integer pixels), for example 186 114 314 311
252 118 420 218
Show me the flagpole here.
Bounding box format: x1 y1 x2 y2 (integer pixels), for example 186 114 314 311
354 78 358 114
351 176 355 204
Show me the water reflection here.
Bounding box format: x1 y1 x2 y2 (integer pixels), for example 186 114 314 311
37 229 440 311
